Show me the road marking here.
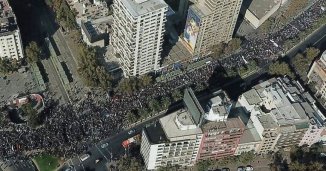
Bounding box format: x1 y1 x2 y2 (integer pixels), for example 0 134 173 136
95 144 110 162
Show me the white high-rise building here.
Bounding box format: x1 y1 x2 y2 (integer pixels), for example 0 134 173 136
0 0 24 60
111 0 168 77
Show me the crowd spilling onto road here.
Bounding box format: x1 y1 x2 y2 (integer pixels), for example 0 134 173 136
0 0 325 160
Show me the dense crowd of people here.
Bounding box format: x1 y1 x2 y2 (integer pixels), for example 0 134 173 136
0 0 325 161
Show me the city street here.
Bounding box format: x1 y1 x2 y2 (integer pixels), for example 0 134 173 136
61 19 326 171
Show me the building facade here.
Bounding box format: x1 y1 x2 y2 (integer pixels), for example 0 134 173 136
197 118 245 160
183 0 243 57
111 0 168 77
307 50 326 106
0 0 24 60
240 0 288 29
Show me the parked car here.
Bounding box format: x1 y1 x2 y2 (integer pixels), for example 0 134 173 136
222 168 230 171
237 166 245 171
101 142 109 148
128 129 135 135
246 165 254 171
80 154 90 162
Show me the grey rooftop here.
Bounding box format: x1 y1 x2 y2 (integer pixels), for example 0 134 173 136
120 0 168 17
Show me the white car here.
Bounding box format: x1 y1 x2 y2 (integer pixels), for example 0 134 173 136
80 154 90 161
246 165 254 171
101 143 109 148
128 129 135 135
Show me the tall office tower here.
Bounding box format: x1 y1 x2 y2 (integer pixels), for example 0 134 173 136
111 0 168 77
183 0 243 58
0 0 24 60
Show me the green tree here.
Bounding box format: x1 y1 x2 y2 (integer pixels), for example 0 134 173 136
148 99 161 113
224 38 242 54
268 61 294 78
117 78 134 94
195 160 212 171
116 157 143 171
126 112 137 123
305 47 320 61
139 75 153 88
161 96 171 109
0 58 19 74
288 161 306 171
308 162 324 171
171 89 182 102
25 41 42 64
211 43 224 59
138 107 150 120
21 103 39 127
238 151 255 164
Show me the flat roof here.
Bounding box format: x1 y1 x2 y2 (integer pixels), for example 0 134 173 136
160 110 202 140
243 89 262 105
201 117 245 132
244 0 281 19
258 114 278 129
183 88 205 125
144 121 169 144
120 0 168 17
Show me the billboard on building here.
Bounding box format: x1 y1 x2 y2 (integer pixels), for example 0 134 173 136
183 8 201 50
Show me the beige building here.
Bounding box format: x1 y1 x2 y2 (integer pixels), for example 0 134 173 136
238 77 323 152
183 0 243 58
141 88 204 170
241 0 288 29
307 50 326 106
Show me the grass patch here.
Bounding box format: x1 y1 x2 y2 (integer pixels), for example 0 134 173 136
33 154 60 171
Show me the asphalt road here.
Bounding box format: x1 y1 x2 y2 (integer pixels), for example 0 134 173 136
38 6 71 103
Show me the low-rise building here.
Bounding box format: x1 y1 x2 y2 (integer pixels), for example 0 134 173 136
0 0 24 60
238 77 325 152
66 0 109 26
80 16 112 47
240 0 288 29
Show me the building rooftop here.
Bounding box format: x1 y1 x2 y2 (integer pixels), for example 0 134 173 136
120 0 168 17
81 16 112 43
257 114 278 129
66 0 109 25
144 121 169 144
243 89 262 105
244 77 317 127
201 117 244 132
160 109 202 141
0 0 18 33
183 88 205 125
189 2 211 17
243 0 281 19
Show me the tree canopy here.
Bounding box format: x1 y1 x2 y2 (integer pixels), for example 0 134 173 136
25 41 42 64
268 61 295 78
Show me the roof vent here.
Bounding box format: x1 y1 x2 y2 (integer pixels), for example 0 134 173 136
135 0 149 4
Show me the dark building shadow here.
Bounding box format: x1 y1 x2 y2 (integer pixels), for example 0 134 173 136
9 0 59 47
